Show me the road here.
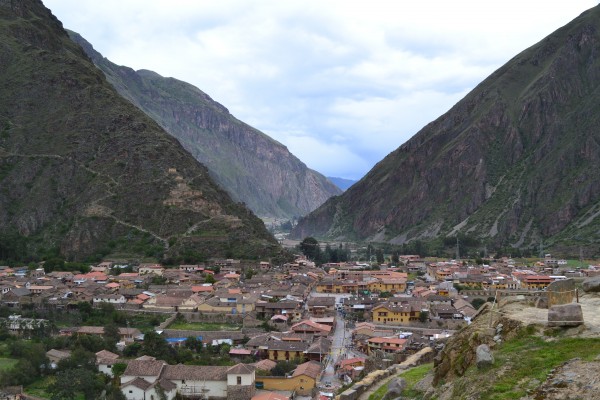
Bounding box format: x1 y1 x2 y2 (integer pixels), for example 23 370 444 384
310 293 366 390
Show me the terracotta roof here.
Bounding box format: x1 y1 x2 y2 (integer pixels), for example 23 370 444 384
229 349 252 355
123 360 166 377
368 337 407 345
157 378 177 391
292 361 321 379
267 341 309 352
162 365 228 381
307 297 335 306
252 359 277 371
46 349 71 360
96 350 119 360
122 377 152 390
227 363 255 374
338 357 365 368
78 326 104 335
192 285 214 292
291 320 332 332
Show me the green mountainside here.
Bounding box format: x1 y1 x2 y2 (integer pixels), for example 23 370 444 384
292 5 600 256
67 31 341 220
0 0 280 262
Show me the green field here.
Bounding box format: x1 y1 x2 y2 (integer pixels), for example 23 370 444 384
167 321 242 331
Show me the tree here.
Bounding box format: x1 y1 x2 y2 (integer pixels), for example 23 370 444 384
204 273 216 284
375 248 384 264
111 363 127 378
299 237 320 261
123 342 141 357
471 298 486 310
271 360 298 376
48 368 104 400
185 336 203 353
419 311 429 323
245 269 256 280
104 323 121 351
142 331 174 362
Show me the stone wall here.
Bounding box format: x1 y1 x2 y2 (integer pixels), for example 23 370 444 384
547 279 576 307
227 384 254 400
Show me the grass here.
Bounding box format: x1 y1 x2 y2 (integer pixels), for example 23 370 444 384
468 334 600 400
167 321 242 331
368 363 433 400
24 376 55 399
0 358 17 370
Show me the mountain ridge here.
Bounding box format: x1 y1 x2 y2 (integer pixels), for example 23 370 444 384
68 31 341 220
292 5 600 255
0 0 279 262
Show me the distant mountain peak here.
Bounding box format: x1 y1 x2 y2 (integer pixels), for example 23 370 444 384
68 31 341 220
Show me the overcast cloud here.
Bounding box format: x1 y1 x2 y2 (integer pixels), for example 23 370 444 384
43 0 598 179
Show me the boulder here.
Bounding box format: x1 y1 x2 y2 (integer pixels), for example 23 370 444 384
582 276 600 293
382 377 406 400
476 344 494 369
548 303 584 327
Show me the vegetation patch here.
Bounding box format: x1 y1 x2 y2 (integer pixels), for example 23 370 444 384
369 363 433 400
167 321 242 331
0 358 17 371
439 334 600 400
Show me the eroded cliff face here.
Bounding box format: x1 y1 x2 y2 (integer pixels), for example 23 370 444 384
292 6 600 251
69 32 341 220
0 0 279 261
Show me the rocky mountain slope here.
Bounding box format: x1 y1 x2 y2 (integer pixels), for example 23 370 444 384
292 5 600 254
0 0 280 261
67 32 341 220
415 292 600 400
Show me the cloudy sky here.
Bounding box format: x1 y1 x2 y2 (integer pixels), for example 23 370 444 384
44 1 598 180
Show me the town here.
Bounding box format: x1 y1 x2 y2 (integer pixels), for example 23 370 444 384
0 252 597 400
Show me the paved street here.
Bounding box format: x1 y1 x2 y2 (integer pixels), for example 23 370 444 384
310 293 366 390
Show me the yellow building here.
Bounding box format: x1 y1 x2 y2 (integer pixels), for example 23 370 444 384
367 278 407 294
266 341 308 362
521 275 553 290
256 361 320 396
371 303 420 324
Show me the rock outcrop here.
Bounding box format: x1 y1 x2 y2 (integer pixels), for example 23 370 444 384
548 303 584 327
582 276 600 292
475 344 494 369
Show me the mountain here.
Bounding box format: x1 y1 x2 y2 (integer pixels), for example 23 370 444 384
0 0 280 262
327 177 357 191
292 5 600 254
67 32 341 220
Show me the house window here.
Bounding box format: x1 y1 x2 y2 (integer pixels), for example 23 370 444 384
129 390 133 394
182 380 185 384
237 376 242 385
